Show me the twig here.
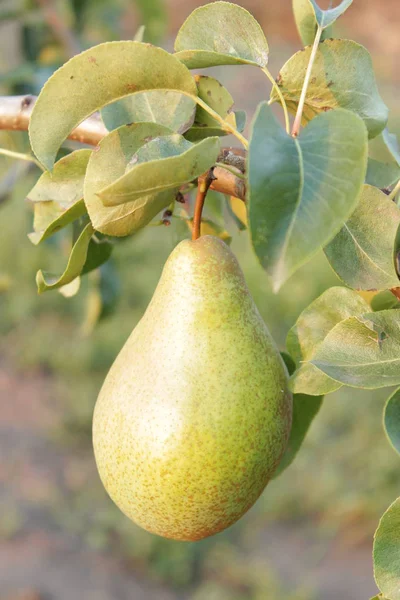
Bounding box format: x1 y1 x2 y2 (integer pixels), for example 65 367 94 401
292 25 323 137
195 97 249 149
36 0 80 58
0 95 247 201
192 168 216 241
0 147 44 170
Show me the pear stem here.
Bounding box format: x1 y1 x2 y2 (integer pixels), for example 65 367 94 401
192 168 216 241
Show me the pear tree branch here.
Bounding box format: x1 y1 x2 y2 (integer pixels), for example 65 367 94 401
0 95 247 202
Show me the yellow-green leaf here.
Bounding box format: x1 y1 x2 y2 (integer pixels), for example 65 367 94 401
29 41 197 169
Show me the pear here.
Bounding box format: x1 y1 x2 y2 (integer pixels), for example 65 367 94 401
93 235 292 541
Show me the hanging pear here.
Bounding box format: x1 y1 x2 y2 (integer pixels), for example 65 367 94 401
93 235 292 541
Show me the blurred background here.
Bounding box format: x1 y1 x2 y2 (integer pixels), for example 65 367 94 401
0 1 399 599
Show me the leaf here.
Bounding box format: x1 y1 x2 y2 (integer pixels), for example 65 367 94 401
287 286 369 395
271 39 388 139
84 122 177 236
373 497 400 600
292 0 333 46
383 388 400 456
185 75 235 142
29 41 197 170
186 218 232 244
174 1 269 68
366 129 400 188
274 392 323 477
311 310 400 389
27 149 91 244
28 149 91 205
37 223 94 293
324 186 400 291
371 291 400 312
98 134 220 206
226 196 247 230
81 261 120 335
308 0 353 29
235 110 246 133
101 90 196 134
29 199 87 245
81 237 113 276
248 103 367 291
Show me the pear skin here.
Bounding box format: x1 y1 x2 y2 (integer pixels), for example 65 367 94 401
93 236 292 541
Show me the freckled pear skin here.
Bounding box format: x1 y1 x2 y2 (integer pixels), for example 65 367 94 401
93 235 292 541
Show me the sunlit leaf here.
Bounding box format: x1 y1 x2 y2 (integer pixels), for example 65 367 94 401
84 122 177 236
37 223 94 293
29 41 197 169
271 39 388 139
311 310 400 389
98 134 220 206
373 497 400 600
248 103 367 290
325 186 400 291
287 287 369 395
27 149 91 244
174 1 269 68
185 75 235 141
101 90 196 134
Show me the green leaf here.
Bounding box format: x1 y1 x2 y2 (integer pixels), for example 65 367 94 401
371 291 400 312
248 103 367 291
84 122 177 236
81 237 113 276
29 199 87 245
234 110 246 133
309 0 353 29
37 223 94 293
185 75 235 142
27 149 91 244
373 497 400 600
28 149 91 205
274 392 323 477
324 186 400 291
271 39 388 139
366 129 400 188
174 1 269 68
292 0 333 46
287 286 369 395
101 90 196 134
98 134 220 207
29 41 197 170
311 310 400 389
383 388 400 456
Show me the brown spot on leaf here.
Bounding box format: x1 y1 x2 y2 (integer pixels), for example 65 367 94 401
126 83 137 92
311 77 317 84
327 80 334 88
88 56 97 64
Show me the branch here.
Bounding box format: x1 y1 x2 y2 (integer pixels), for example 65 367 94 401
0 95 247 201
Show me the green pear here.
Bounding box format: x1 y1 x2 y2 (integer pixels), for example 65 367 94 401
93 235 292 541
